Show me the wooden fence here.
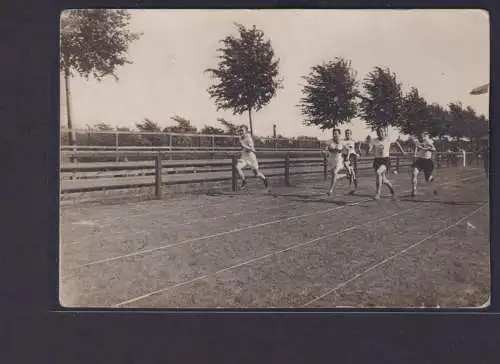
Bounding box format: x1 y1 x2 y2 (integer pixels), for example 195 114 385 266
59 151 438 197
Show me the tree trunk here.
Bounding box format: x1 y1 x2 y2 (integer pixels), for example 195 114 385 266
248 107 254 136
64 66 74 145
63 66 75 163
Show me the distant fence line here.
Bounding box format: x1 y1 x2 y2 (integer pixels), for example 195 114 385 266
60 128 326 151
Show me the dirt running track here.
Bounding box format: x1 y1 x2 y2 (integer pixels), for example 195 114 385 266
59 166 490 308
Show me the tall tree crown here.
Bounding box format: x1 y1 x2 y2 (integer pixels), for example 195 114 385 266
298 58 359 131
60 9 141 80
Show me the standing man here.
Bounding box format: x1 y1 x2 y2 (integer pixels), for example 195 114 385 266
236 125 269 191
369 128 406 200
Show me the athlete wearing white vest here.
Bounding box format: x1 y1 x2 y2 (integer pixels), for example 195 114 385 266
368 128 405 200
236 125 269 191
322 129 348 195
411 134 436 196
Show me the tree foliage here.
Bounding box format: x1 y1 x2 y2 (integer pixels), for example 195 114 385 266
135 118 161 132
217 117 242 135
298 58 359 131
60 9 141 80
398 87 430 136
201 126 226 135
205 23 283 135
165 116 198 134
426 103 450 139
359 66 403 131
134 118 161 145
447 102 469 140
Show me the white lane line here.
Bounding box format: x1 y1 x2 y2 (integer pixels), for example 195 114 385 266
113 207 418 307
61 200 300 246
76 197 375 268
83 193 276 223
114 274 210 308
302 203 488 307
61 172 480 244
70 173 482 269
111 175 485 307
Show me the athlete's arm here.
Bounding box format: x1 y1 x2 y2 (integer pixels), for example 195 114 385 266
240 136 256 152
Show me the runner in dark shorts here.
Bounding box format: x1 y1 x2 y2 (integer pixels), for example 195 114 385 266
373 157 391 172
411 135 436 196
368 128 405 200
413 157 434 182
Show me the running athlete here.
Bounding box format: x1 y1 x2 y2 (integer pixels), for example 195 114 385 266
411 134 436 196
368 128 406 200
236 125 269 191
322 129 348 196
342 129 361 194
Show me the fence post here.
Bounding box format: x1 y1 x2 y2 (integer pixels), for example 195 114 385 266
284 154 290 187
155 153 162 199
462 150 466 167
115 131 119 162
231 155 238 192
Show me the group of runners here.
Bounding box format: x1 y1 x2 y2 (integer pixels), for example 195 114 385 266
235 124 442 200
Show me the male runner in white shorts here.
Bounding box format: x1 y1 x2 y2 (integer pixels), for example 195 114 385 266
236 125 269 190
368 128 406 200
411 134 436 196
322 129 348 195
342 129 361 194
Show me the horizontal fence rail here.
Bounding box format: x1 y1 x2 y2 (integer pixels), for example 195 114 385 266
60 128 325 152
59 151 479 197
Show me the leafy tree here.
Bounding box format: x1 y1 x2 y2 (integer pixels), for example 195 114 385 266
163 116 198 147
205 23 283 135
60 9 141 145
201 126 226 135
474 114 489 140
426 103 450 139
461 106 483 141
136 118 161 132
398 87 430 137
217 117 241 135
447 102 468 141
359 66 404 132
298 58 359 133
136 118 162 145
164 115 198 134
93 122 114 131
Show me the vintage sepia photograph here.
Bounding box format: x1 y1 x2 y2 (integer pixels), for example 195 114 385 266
59 9 490 308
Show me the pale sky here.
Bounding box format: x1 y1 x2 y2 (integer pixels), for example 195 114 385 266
60 9 489 140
